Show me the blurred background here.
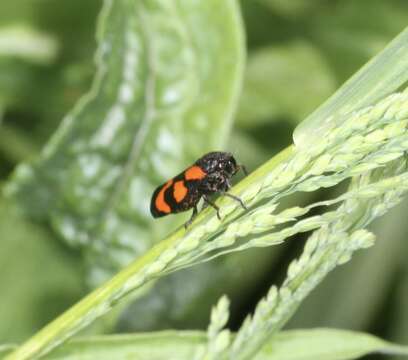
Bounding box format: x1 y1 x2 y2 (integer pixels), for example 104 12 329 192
0 1 407 358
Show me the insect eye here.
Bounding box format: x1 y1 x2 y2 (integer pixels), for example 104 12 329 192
225 160 235 174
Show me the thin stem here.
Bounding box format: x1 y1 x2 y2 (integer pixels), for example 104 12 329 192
378 345 408 356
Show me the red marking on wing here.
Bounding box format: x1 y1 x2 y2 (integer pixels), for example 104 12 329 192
173 180 188 203
185 165 206 180
154 180 173 213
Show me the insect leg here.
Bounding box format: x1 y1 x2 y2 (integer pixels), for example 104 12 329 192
203 195 221 220
239 164 248 176
222 192 247 210
184 205 198 229
201 199 209 210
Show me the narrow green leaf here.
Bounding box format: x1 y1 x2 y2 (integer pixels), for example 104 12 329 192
6 0 245 285
0 345 16 359
259 329 408 360
2 329 407 360
43 331 205 360
294 26 408 149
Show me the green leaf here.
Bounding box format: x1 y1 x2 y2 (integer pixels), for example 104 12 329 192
0 197 83 344
11 83 408 358
237 41 335 127
0 25 57 64
391 250 408 355
259 329 408 360
259 0 320 18
6 0 245 285
294 25 408 150
0 345 16 359
305 0 408 81
0 1 99 130
0 123 38 164
2 329 407 360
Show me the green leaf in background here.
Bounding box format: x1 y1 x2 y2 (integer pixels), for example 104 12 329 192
0 0 99 137
258 329 408 360
237 41 335 127
2 1 408 359
0 197 83 344
1 329 407 360
305 0 408 80
0 25 57 64
6 0 245 287
294 26 408 149
0 346 15 359
393 269 408 360
0 123 38 165
259 0 321 18
253 0 408 80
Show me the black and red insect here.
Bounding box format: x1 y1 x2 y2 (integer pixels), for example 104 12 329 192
150 151 247 227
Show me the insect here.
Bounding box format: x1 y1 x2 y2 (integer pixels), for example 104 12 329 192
150 151 248 228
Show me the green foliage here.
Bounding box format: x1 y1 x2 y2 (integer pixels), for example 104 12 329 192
1 1 408 360
6 0 245 288
237 41 336 127
1 329 408 360
0 198 83 343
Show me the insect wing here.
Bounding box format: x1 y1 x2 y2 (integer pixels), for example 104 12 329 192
150 180 173 217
